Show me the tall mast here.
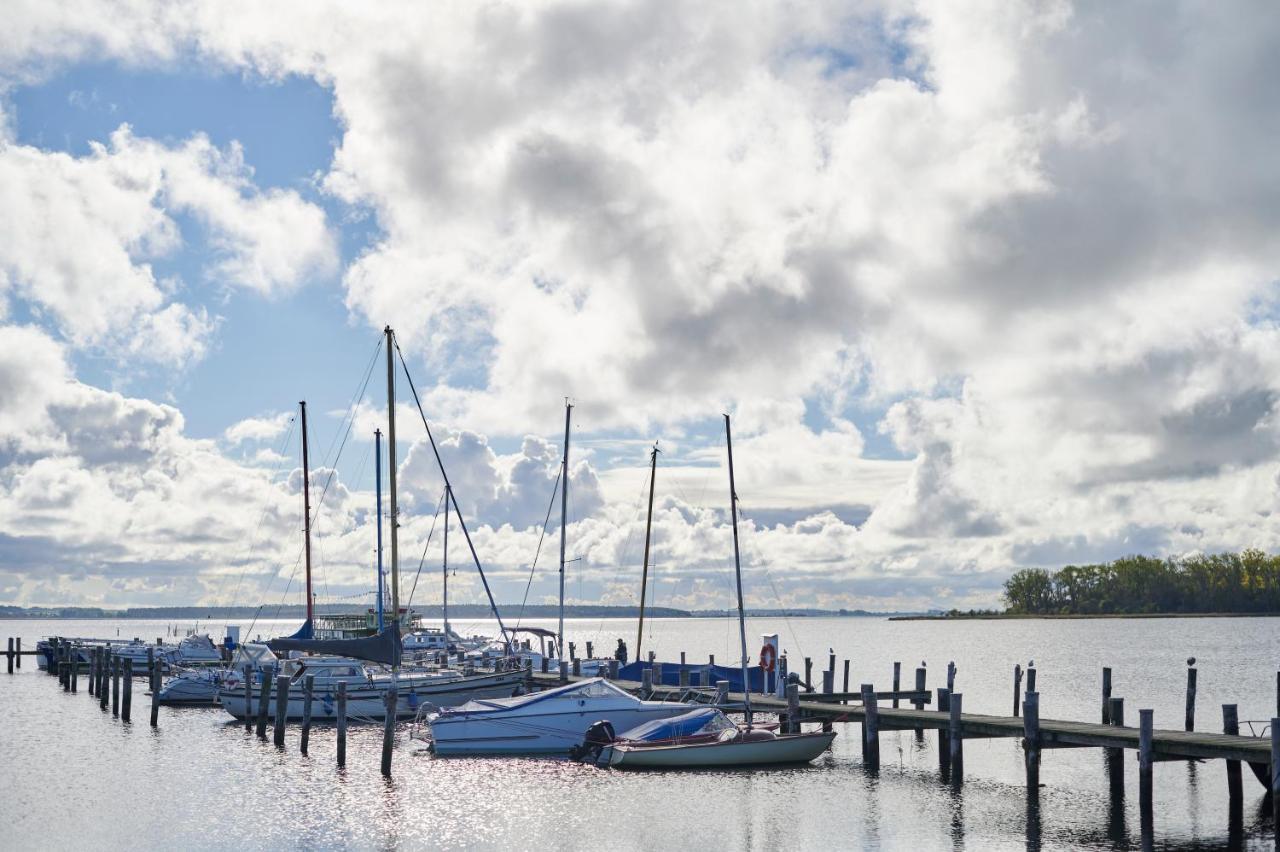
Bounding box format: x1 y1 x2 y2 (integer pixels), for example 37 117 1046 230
443 483 451 640
300 400 314 625
558 401 572 662
375 428 384 631
385 327 400 631
724 414 751 726
635 443 658 663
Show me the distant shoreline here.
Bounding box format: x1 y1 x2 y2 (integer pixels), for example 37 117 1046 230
0 604 919 620
889 611 1280 621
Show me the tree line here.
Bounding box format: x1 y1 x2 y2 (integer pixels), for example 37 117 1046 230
1002 550 1280 615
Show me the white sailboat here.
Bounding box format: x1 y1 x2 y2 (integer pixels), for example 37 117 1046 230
601 414 835 768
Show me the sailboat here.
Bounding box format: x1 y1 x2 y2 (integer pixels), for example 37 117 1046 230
597 414 836 768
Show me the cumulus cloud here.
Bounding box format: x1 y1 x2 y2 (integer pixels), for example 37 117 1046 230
224 411 293 445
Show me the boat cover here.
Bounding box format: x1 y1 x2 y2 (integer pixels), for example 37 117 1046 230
268 622 400 666
617 708 728 741
616 661 765 692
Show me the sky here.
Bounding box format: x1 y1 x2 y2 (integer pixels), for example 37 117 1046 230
1 0 1279 614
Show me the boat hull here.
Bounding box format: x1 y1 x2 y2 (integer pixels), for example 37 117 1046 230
604 731 836 768
218 670 524 721
429 705 689 755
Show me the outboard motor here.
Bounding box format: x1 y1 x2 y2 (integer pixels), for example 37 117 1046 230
569 720 616 763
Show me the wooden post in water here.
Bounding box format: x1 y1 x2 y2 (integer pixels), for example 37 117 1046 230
587 641 595 660
709 654 715 666
99 651 110 710
243 665 253 731
938 687 951 773
821 669 833 695
301 675 315 756
110 655 120 716
121 658 132 721
891 662 900 708
846 660 853 697
608 659 619 679
69 646 77 692
381 683 397 777
1101 667 1112 724
87 646 96 695
949 692 963 784
1222 704 1241 806
1013 664 1023 717
786 683 800 734
1184 665 1197 732
572 658 581 678
1026 666 1037 693
653 662 663 687
541 657 549 674
14 637 19 668
1270 718 1280 835
559 661 569 684
273 672 288 747
6 637 12 675
146 647 156 697
860 683 878 766
804 657 812 690
913 666 927 737
1107 697 1124 792
679 666 690 689
714 680 729 705
946 661 956 693
828 652 836 688
256 667 273 739
641 668 653 699
1023 691 1040 791
336 681 348 768
1138 708 1154 811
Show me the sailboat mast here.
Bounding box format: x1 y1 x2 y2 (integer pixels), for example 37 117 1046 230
724 414 752 725
300 400 314 625
558 401 572 662
443 483 451 640
385 327 400 631
635 443 658 663
375 428 384 631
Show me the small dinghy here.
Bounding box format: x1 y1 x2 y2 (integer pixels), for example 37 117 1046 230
579 708 834 768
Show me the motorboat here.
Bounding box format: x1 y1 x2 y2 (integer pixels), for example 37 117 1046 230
584 708 834 768
217 656 526 721
156 643 278 706
423 677 691 755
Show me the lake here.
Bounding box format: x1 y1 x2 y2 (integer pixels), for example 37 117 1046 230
1 615 1276 850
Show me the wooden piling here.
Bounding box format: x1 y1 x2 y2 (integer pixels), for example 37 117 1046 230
891 662 900 708
541 657 549 674
714 681 729 705
845 660 853 696
336 682 348 768
821 669 833 695
860 683 879 765
559 661 569 684
1107 696 1124 792
301 675 315 756
587 641 595 660
608 659 619 679
678 666 689 688
641 668 653 698
1222 704 1241 805
99 652 110 710
709 654 715 666
273 672 288 747
1184 666 1197 732
652 662 663 686
949 692 963 783
87 647 96 695
243 665 253 731
913 666 927 736
6 637 12 675
946 661 956 692
785 683 800 734
69 646 77 692
15 637 20 669
146 647 156 697
111 655 120 716
804 657 813 689
1270 718 1280 835
1014 664 1023 717
572 658 582 678
381 683 397 777
256 667 273 739
1026 666 1037 693
1138 708 1154 810
121 658 132 721
938 687 951 771
1101 667 1112 724
1023 691 1040 790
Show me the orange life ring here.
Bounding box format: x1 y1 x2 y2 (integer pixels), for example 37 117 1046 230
759 644 777 672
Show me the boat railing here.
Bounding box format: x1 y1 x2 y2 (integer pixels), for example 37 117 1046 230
1242 720 1272 738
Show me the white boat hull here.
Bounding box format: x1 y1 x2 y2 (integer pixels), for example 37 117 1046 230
218 670 524 721
429 704 689 755
605 731 836 768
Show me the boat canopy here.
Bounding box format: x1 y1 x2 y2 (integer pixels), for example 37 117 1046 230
617 708 731 742
229 643 277 669
268 621 400 666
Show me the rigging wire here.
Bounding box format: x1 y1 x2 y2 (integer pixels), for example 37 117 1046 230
404 488 449 611
512 467 561 630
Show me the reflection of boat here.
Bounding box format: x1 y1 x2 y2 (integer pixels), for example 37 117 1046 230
424 678 690 755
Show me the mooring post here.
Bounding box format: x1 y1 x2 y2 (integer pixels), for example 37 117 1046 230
1026 666 1037 693
14 637 19 668
913 666 927 737
559 660 569 684
273 671 288 747
99 652 110 710
860 683 879 766
946 661 956 692
891 662 900 708
588 641 595 660
1222 704 1241 806
1269 718 1280 835
256 667 273 739
150 667 160 727
714 680 729 705
146 647 156 697
6 637 12 675
242 665 253 731
804 657 813 690
111 655 120 716
1138 708 1154 811
786 683 800 734
572 658 582 678
121 658 132 721
1107 697 1124 792
69 646 77 693
1101 667 1112 724
653 662 663 687
709 653 715 667
608 659 619 680
821 669 833 695
845 660 853 698
336 681 348 768
301 675 314 756
541 657 549 674
679 666 690 689
641 668 653 698
87 647 96 696
1023 690 1041 791
569 641 576 661
1013 664 1023 717
938 687 951 772
777 655 788 699
949 692 963 784
381 684 397 777
1184 665 1197 732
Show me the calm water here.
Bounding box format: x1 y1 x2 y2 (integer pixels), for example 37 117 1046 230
1 615 1277 850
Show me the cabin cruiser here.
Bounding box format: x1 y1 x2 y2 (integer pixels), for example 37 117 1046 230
422 677 691 755
217 656 526 721
157 643 278 706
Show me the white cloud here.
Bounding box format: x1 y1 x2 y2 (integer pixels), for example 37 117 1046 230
224 411 293 445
